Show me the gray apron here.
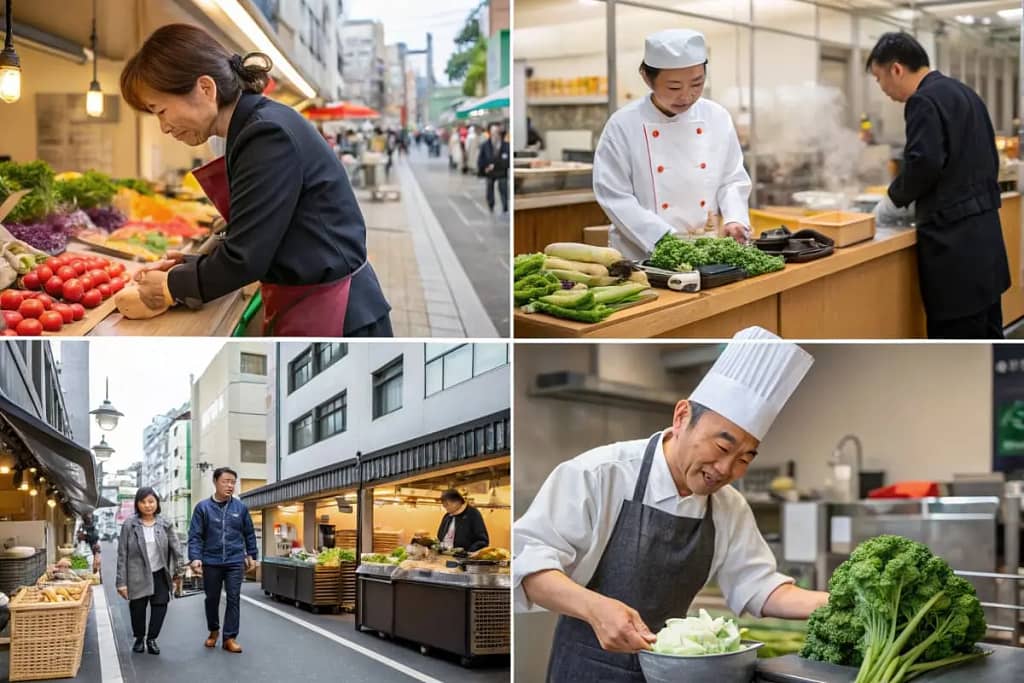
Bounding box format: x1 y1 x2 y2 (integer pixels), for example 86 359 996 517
546 432 717 682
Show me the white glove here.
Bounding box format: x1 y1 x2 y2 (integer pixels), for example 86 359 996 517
873 193 900 220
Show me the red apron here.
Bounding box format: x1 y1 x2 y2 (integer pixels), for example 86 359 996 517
192 155 359 336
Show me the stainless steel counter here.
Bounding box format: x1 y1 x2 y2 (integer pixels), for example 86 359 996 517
392 566 511 589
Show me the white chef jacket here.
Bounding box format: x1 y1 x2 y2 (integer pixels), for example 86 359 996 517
513 431 792 618
593 96 752 261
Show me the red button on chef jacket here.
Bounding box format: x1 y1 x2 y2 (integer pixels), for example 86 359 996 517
700 200 706 207
662 203 669 210
696 128 703 135
652 130 660 138
657 165 664 173
700 163 707 169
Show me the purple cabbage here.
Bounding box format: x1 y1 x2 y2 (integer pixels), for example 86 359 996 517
85 206 126 232
4 210 95 254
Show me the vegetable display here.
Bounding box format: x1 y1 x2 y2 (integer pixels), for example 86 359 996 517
801 535 988 683
69 555 89 571
361 553 402 565
317 547 357 567
54 171 118 210
652 609 742 656
0 161 56 225
650 234 785 277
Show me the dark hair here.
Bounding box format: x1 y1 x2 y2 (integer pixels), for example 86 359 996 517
687 400 710 429
213 467 238 482
865 32 930 72
440 489 465 505
134 487 162 516
640 60 708 83
121 24 272 112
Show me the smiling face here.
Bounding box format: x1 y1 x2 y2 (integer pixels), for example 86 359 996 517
646 64 707 115
665 400 759 496
141 75 221 146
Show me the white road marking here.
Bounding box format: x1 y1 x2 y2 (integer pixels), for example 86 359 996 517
241 595 445 683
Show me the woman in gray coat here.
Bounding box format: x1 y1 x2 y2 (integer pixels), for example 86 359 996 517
116 487 185 655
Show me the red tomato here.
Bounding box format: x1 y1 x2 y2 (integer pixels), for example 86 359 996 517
89 269 110 285
2 311 23 327
52 303 74 324
15 319 42 336
18 299 44 319
21 272 41 290
79 275 94 290
43 258 60 271
1 329 17 336
55 255 72 267
70 260 87 276
44 276 64 297
36 265 54 282
0 290 23 310
61 279 84 302
106 262 126 277
81 289 103 308
109 277 125 293
56 265 76 281
97 283 113 299
69 303 85 321
35 294 54 310
38 311 63 332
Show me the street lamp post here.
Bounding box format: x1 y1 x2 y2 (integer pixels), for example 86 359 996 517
90 378 123 431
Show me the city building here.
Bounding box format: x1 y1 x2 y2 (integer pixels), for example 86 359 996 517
340 19 387 111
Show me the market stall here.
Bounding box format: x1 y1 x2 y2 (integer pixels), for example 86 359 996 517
514 193 1023 338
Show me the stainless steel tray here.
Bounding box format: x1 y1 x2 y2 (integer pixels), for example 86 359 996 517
392 567 511 589
355 563 400 579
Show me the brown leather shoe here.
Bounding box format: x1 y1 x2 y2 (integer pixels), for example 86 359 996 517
222 638 242 653
204 631 219 648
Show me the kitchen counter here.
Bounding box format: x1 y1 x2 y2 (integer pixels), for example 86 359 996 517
514 189 597 211
514 192 1024 339
756 644 1024 682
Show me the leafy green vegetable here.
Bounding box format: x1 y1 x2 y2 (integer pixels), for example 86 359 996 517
514 271 561 305
0 161 56 224
514 252 545 280
650 234 785 277
652 609 742 656
522 300 614 323
114 178 154 196
389 547 408 561
539 289 595 309
70 554 89 570
54 170 117 209
317 547 358 566
801 535 988 683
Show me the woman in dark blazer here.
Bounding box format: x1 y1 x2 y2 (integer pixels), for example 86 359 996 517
116 488 185 655
120 23 391 337
437 489 490 553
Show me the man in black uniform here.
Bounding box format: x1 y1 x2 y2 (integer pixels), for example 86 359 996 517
868 32 1009 339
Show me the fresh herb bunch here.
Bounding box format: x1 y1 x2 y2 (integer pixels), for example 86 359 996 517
54 170 118 209
650 234 785 277
0 161 57 224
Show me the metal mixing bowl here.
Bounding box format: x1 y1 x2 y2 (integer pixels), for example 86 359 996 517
638 640 764 683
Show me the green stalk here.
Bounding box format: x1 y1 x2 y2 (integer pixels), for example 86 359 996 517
903 651 988 682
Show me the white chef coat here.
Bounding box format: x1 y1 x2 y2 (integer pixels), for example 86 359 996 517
593 96 753 261
513 431 792 618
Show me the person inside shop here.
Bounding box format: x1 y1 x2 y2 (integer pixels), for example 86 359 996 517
868 32 1009 340
514 326 830 681
437 489 490 553
592 29 751 261
116 487 186 656
119 23 392 337
478 122 510 213
526 117 545 151
77 512 102 574
188 467 258 654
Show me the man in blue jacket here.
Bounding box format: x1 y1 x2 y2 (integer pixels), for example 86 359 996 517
188 467 258 653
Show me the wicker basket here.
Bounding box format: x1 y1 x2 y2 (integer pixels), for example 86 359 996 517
0 552 47 598
9 584 92 681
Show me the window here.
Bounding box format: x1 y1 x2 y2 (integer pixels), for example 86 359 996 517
372 357 403 418
290 413 314 453
240 440 267 464
240 352 267 376
316 392 347 440
425 344 509 396
315 343 347 373
289 349 314 393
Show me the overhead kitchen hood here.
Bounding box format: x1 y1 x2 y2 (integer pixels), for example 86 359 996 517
531 371 680 411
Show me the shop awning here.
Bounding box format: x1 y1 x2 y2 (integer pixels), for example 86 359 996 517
455 86 510 120
240 410 510 509
304 102 382 121
0 393 99 516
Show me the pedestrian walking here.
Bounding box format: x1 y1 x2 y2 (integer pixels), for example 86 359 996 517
115 487 186 656
77 513 102 574
478 123 510 213
188 467 259 654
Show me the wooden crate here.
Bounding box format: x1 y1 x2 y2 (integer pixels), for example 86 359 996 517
373 532 403 554
336 530 358 549
798 211 876 247
312 565 340 605
339 561 357 612
9 585 91 681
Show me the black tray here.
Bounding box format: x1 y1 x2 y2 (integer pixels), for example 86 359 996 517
697 263 747 288
755 228 835 263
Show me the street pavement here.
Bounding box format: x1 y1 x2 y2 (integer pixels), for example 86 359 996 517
93 542 508 683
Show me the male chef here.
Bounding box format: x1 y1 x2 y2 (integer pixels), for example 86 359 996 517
514 326 829 681
593 29 752 261
868 32 1009 339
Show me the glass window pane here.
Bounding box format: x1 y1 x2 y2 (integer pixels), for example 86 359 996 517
443 345 473 389
385 376 402 413
474 344 507 375
426 343 461 361
425 359 443 396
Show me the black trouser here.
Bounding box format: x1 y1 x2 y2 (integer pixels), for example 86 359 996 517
347 314 393 337
203 563 244 639
129 569 170 640
486 175 509 211
927 300 1004 339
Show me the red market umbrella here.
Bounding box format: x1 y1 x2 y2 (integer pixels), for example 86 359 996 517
304 102 381 121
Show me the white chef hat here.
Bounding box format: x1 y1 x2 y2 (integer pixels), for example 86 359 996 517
643 29 708 70
689 326 813 441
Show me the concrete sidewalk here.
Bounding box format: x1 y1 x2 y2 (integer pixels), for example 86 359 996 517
360 157 499 338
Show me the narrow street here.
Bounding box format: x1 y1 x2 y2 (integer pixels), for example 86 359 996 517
405 144 511 336
98 542 508 683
